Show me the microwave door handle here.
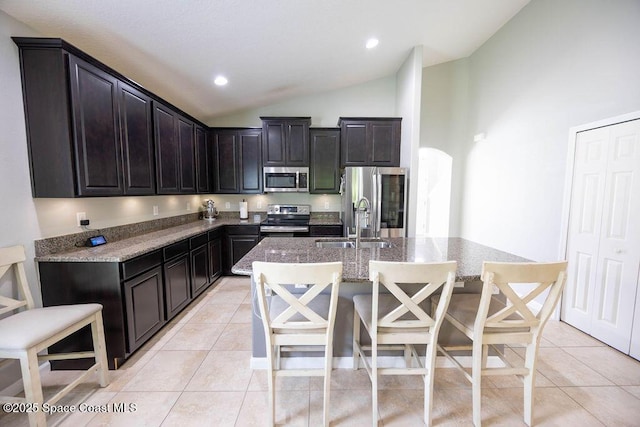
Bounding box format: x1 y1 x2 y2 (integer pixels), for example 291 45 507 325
296 170 299 191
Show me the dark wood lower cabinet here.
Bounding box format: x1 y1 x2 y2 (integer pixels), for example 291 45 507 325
208 229 223 282
164 253 191 321
190 244 210 298
224 225 260 275
123 266 165 353
36 225 253 369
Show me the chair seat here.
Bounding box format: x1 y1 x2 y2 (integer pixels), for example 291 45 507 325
436 293 529 334
353 294 431 334
0 303 102 351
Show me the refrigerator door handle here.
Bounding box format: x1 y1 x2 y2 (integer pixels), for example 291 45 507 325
373 167 382 238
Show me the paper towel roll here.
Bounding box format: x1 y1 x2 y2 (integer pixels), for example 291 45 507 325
239 201 248 219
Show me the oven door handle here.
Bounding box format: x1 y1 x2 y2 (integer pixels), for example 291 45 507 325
260 226 309 232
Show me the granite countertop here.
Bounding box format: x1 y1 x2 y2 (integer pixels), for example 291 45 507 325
231 237 529 282
308 216 342 226
36 218 262 263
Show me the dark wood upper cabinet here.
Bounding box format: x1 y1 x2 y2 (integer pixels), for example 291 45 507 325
211 128 262 194
178 116 196 193
154 102 179 194
239 129 263 193
118 82 155 195
68 56 124 196
13 37 205 197
195 126 211 193
261 117 310 166
339 118 401 167
309 128 341 194
211 129 239 193
154 102 196 194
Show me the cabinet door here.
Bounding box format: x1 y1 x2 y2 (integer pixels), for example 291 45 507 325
190 244 210 297
196 126 211 193
262 118 310 166
178 116 196 193
239 129 263 193
285 119 310 166
370 120 400 166
310 129 340 193
262 120 286 166
68 55 124 196
225 234 260 274
118 82 155 195
164 254 191 320
209 238 223 281
123 266 165 352
341 121 368 166
212 130 239 193
154 103 179 193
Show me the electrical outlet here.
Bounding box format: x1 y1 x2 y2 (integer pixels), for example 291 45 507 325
324 201 330 210
76 212 86 227
257 201 262 209
225 202 230 209
454 281 465 288
153 205 159 216
186 202 191 211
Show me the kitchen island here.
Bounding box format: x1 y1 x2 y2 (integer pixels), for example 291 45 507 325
231 237 529 365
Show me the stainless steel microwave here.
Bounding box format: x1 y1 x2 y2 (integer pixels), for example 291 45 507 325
263 167 309 193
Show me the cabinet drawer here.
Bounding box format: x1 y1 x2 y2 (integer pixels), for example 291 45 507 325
208 227 223 240
189 233 208 249
309 225 343 237
225 225 260 236
163 239 189 260
121 250 162 281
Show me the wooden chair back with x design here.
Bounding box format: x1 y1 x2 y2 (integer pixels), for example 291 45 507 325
353 260 457 426
253 261 342 427
437 261 567 426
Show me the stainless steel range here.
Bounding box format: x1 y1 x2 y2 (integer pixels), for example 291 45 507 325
260 204 310 237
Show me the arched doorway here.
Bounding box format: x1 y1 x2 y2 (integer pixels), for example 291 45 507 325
415 148 452 237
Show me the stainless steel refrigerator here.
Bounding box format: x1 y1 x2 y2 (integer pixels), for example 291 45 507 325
341 167 408 238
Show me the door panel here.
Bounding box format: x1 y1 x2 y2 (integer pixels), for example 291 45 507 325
563 119 640 356
563 128 607 332
589 120 640 352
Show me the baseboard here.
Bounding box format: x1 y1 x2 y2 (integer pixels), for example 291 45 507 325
250 355 505 370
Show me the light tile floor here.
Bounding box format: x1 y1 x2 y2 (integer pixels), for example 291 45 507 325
3 276 640 426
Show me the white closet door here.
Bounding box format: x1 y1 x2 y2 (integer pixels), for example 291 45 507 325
562 119 640 354
590 120 640 352
562 127 608 333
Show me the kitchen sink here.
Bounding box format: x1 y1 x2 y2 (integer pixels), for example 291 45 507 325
315 240 392 249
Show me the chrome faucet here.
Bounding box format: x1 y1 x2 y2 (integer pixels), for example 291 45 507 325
354 197 371 249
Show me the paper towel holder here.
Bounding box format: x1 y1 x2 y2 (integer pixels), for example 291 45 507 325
239 199 249 220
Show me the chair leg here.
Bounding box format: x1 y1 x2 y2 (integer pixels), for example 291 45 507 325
323 342 333 427
471 341 483 427
20 349 46 427
91 313 110 387
371 335 379 426
266 345 276 427
424 341 437 427
523 342 538 426
353 310 361 370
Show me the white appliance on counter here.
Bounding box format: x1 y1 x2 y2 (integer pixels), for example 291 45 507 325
342 167 408 238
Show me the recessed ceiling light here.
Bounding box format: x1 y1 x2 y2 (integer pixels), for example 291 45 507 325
365 38 379 49
214 75 228 86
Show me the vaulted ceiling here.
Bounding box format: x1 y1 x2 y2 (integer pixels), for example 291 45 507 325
0 0 529 123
